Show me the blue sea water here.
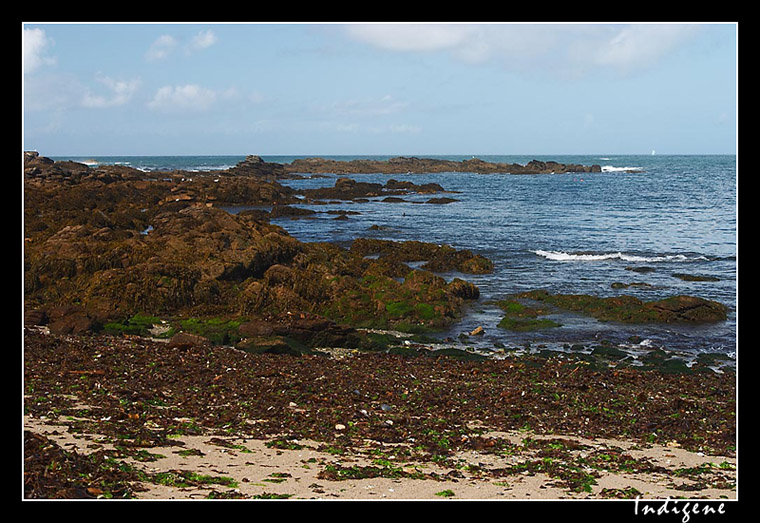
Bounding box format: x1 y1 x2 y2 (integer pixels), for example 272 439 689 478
53 154 738 366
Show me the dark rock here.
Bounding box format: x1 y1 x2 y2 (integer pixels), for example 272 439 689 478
626 266 656 273
284 156 601 175
447 278 480 300
236 336 306 355
47 306 96 335
671 273 720 282
223 155 290 180
25 309 49 326
351 238 493 275
269 205 316 218
167 331 209 349
611 282 654 289
425 197 458 204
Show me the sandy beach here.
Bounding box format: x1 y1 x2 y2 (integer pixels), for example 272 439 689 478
23 328 736 501
24 413 737 501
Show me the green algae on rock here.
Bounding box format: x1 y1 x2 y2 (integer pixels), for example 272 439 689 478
25 165 487 342
516 290 728 324
493 299 562 332
351 238 494 275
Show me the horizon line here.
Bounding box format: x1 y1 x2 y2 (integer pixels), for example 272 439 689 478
41 151 738 158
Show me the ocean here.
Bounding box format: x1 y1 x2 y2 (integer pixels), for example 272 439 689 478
52 154 738 367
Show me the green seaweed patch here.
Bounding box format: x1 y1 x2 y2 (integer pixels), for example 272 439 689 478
251 492 293 499
321 269 476 333
517 290 728 324
358 331 405 351
318 463 428 481
102 313 167 337
590 345 629 361
177 317 244 345
494 299 561 332
599 487 643 499
149 470 238 489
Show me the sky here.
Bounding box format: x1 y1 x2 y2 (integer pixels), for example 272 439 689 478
22 22 738 157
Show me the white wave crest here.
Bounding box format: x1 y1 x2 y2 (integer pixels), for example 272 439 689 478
533 250 702 263
601 165 644 173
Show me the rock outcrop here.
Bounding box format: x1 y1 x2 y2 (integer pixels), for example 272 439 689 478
24 153 488 344
285 156 602 175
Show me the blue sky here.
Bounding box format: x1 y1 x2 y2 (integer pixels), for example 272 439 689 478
22 22 737 156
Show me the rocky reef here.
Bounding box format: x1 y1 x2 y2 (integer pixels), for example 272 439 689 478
284 156 603 175
299 176 449 202
23 152 490 353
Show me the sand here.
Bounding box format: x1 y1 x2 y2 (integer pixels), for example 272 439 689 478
23 413 737 501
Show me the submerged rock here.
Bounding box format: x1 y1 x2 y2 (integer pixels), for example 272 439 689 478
516 290 728 324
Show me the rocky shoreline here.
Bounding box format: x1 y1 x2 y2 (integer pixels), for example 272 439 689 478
21 151 602 343
23 152 719 342
23 151 735 500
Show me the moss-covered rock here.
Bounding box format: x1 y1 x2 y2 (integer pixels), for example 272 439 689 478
350 238 493 274
23 155 489 341
517 290 728 324
493 299 561 332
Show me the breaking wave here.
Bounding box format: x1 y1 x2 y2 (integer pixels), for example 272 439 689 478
532 250 708 263
601 165 645 173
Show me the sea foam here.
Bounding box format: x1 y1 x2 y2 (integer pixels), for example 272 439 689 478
532 250 704 263
601 165 644 173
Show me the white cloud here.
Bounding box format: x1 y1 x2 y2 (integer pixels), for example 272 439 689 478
145 35 178 61
190 30 217 50
147 84 218 113
588 24 701 73
344 24 470 52
344 23 702 76
146 30 218 61
23 27 55 74
81 75 140 108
